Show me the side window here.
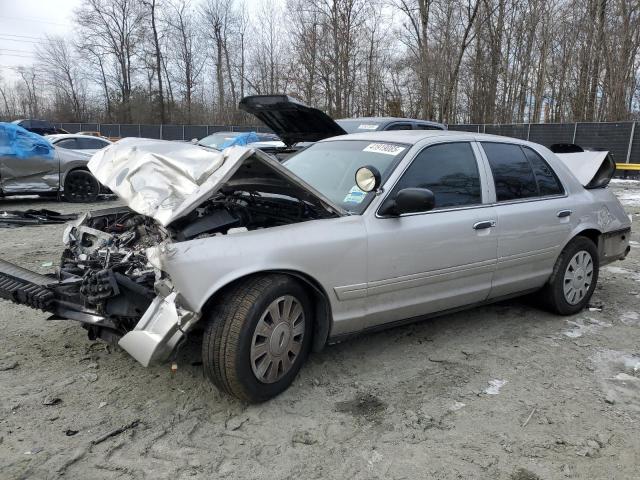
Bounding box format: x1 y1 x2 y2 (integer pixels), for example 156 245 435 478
80 138 108 149
481 142 537 201
522 147 564 196
390 142 481 209
385 123 413 131
55 139 77 149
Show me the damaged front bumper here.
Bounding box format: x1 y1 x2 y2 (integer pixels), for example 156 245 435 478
0 257 198 366
119 290 199 366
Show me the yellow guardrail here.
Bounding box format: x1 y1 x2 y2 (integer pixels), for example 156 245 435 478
616 163 640 171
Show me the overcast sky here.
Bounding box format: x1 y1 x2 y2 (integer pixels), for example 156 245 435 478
0 0 82 80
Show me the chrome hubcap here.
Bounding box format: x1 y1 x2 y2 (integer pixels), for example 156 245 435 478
563 250 594 305
250 295 304 383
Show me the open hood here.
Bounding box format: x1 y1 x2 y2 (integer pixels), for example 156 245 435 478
239 95 347 146
554 150 616 189
88 138 346 226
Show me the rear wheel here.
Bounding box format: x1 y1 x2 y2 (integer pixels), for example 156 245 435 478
540 236 599 315
202 274 312 403
64 170 100 203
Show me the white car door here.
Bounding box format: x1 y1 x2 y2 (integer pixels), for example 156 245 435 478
478 141 572 298
363 141 498 329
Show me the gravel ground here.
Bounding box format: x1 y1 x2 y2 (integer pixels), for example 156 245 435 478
1 182 639 480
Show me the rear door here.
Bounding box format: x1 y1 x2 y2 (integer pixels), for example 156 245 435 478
364 141 498 328
479 142 571 298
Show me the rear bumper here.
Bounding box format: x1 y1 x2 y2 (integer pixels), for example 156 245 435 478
600 227 631 265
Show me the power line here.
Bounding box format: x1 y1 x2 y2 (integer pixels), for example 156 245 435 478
0 16 71 27
0 33 48 40
0 53 38 59
0 48 38 54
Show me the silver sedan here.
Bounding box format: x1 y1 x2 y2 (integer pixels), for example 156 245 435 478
0 131 631 402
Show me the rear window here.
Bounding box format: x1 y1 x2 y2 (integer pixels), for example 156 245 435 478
522 147 564 196
335 119 383 133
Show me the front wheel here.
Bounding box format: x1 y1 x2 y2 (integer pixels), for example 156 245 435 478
540 236 599 315
202 274 312 403
64 170 100 203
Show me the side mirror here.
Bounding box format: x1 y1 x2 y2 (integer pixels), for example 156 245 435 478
379 188 435 216
355 165 381 192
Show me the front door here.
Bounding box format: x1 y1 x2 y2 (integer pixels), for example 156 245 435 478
364 141 498 328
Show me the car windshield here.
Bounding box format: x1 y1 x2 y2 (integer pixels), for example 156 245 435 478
284 140 409 214
335 119 384 134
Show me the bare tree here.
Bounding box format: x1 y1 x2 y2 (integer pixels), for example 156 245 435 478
75 0 147 122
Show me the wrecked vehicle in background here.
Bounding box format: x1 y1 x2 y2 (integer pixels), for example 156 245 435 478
238 94 446 159
0 131 631 402
0 123 102 202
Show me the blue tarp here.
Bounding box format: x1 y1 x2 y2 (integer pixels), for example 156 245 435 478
0 122 54 158
220 131 261 149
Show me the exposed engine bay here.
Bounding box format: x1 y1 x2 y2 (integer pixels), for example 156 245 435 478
60 187 334 338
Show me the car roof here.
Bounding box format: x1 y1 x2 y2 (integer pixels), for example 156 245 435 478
318 130 531 145
47 134 111 141
336 116 441 124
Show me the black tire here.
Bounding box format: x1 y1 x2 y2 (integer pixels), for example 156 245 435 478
64 170 100 203
202 274 313 403
540 236 599 315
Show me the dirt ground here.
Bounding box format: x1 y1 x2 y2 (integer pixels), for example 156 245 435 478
1 181 639 480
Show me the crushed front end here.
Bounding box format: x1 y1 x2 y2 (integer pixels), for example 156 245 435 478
0 140 343 367
0 206 198 365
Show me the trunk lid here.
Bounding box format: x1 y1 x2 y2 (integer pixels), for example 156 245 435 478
238 95 347 146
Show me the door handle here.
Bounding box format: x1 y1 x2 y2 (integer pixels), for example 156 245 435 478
473 220 496 230
557 210 572 218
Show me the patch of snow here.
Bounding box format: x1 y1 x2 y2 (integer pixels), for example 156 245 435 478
591 349 640 411
620 311 640 326
563 317 612 338
610 178 640 185
450 401 466 411
614 191 640 207
603 265 640 282
484 379 507 395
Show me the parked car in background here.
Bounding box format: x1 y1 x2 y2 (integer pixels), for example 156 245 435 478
11 119 68 136
335 117 446 132
0 123 101 202
46 134 113 155
0 129 629 402
238 94 446 149
197 131 284 151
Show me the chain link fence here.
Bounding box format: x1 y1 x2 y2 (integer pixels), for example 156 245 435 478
55 121 639 164
54 123 272 141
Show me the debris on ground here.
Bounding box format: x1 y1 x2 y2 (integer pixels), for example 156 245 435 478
91 420 141 446
0 209 78 228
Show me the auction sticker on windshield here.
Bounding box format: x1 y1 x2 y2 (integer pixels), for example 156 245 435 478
357 124 379 130
363 143 406 156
